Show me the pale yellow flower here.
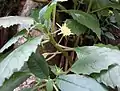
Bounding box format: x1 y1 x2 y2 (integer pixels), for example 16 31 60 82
109 10 113 14
57 23 73 36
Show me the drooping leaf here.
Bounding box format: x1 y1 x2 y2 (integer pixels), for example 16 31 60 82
0 36 43 86
0 29 27 53
0 16 34 28
66 10 101 38
66 19 87 35
0 72 30 91
56 74 107 91
28 52 49 79
46 79 53 91
71 46 120 75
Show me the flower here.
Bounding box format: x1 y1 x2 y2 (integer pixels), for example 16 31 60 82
57 22 73 36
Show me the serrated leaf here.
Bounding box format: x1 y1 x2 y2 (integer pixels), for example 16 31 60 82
0 29 27 53
0 16 34 28
46 79 53 91
0 36 43 86
66 19 87 35
0 72 30 91
66 10 101 38
28 52 49 79
95 65 120 88
56 74 107 91
71 46 120 74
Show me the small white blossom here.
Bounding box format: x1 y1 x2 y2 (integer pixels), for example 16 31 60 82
57 22 73 36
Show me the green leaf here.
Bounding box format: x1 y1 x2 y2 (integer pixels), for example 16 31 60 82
93 0 110 9
0 16 34 28
66 19 87 35
28 52 49 79
46 79 53 91
108 3 120 10
39 1 57 23
39 5 48 24
56 74 107 91
92 64 120 88
0 52 11 63
97 65 120 88
34 23 45 31
0 29 27 53
66 10 101 38
89 0 120 10
44 1 57 20
71 46 120 74
94 44 119 50
0 36 43 86
0 72 30 91
30 8 40 22
39 4 52 30
50 65 63 76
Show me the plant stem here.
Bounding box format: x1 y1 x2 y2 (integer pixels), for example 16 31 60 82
52 3 57 32
53 83 59 91
48 3 73 66
91 6 109 13
74 36 80 47
48 33 72 66
57 4 67 10
87 0 92 13
39 84 46 89
46 53 56 61
58 35 64 44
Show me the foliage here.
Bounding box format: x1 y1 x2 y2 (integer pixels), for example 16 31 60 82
0 0 120 91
